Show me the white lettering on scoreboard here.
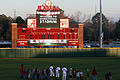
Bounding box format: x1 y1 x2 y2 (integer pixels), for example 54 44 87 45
40 16 57 23
37 11 60 15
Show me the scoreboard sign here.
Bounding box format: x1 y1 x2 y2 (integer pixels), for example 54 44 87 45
36 0 64 28
36 11 60 28
40 15 57 23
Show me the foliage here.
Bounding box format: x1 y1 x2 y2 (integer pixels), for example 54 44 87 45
70 12 113 41
0 15 26 41
0 14 13 41
83 13 118 41
91 13 110 41
70 11 87 23
16 16 25 28
113 20 120 40
16 16 25 24
84 21 95 41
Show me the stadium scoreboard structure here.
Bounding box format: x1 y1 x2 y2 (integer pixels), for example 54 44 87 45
12 0 83 48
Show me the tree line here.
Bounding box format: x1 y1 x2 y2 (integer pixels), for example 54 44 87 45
0 13 120 41
0 15 25 41
70 12 120 42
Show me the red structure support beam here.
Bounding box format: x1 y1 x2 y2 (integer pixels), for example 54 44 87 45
78 24 84 48
12 23 17 48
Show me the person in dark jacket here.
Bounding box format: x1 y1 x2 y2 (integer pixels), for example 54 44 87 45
105 72 112 80
45 68 49 80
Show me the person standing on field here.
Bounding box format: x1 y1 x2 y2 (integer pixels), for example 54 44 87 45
86 68 90 80
92 67 97 80
49 64 54 80
62 66 67 80
56 67 61 80
76 70 80 80
73 68 76 80
20 64 24 79
42 68 45 80
26 69 31 80
80 70 83 80
69 68 73 80
45 68 49 80
105 72 112 80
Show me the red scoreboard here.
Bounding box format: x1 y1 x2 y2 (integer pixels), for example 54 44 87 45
13 0 83 48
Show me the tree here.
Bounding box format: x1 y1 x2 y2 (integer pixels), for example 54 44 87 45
16 16 25 28
91 13 109 41
69 11 88 28
0 14 11 41
84 24 95 41
107 20 116 41
0 24 4 40
114 20 120 40
70 11 87 23
16 16 25 24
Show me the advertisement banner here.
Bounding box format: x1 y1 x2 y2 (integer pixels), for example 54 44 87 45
28 40 68 46
17 40 28 46
68 40 79 46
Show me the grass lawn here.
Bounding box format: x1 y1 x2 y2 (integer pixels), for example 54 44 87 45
0 57 120 80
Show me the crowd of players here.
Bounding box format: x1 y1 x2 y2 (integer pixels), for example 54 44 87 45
20 64 112 80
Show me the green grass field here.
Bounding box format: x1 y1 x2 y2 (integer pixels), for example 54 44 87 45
0 57 120 80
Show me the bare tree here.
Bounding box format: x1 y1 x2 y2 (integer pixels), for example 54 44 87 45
70 11 88 23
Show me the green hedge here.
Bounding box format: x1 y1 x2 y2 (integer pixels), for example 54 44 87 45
0 48 120 58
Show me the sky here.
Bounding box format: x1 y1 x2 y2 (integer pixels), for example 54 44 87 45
0 0 120 21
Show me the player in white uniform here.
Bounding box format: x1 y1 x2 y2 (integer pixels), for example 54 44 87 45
56 67 61 80
62 67 67 80
49 64 54 79
80 71 84 80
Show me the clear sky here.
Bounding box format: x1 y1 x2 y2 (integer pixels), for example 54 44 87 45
0 0 120 21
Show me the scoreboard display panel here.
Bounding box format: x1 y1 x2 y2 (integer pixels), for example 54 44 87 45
36 12 60 28
36 0 64 28
40 15 57 24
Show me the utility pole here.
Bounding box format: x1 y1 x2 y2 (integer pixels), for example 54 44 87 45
14 9 16 19
100 0 103 48
95 4 97 14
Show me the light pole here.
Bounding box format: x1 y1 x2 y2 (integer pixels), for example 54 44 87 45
100 0 103 48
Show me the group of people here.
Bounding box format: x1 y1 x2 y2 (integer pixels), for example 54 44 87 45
20 64 112 80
